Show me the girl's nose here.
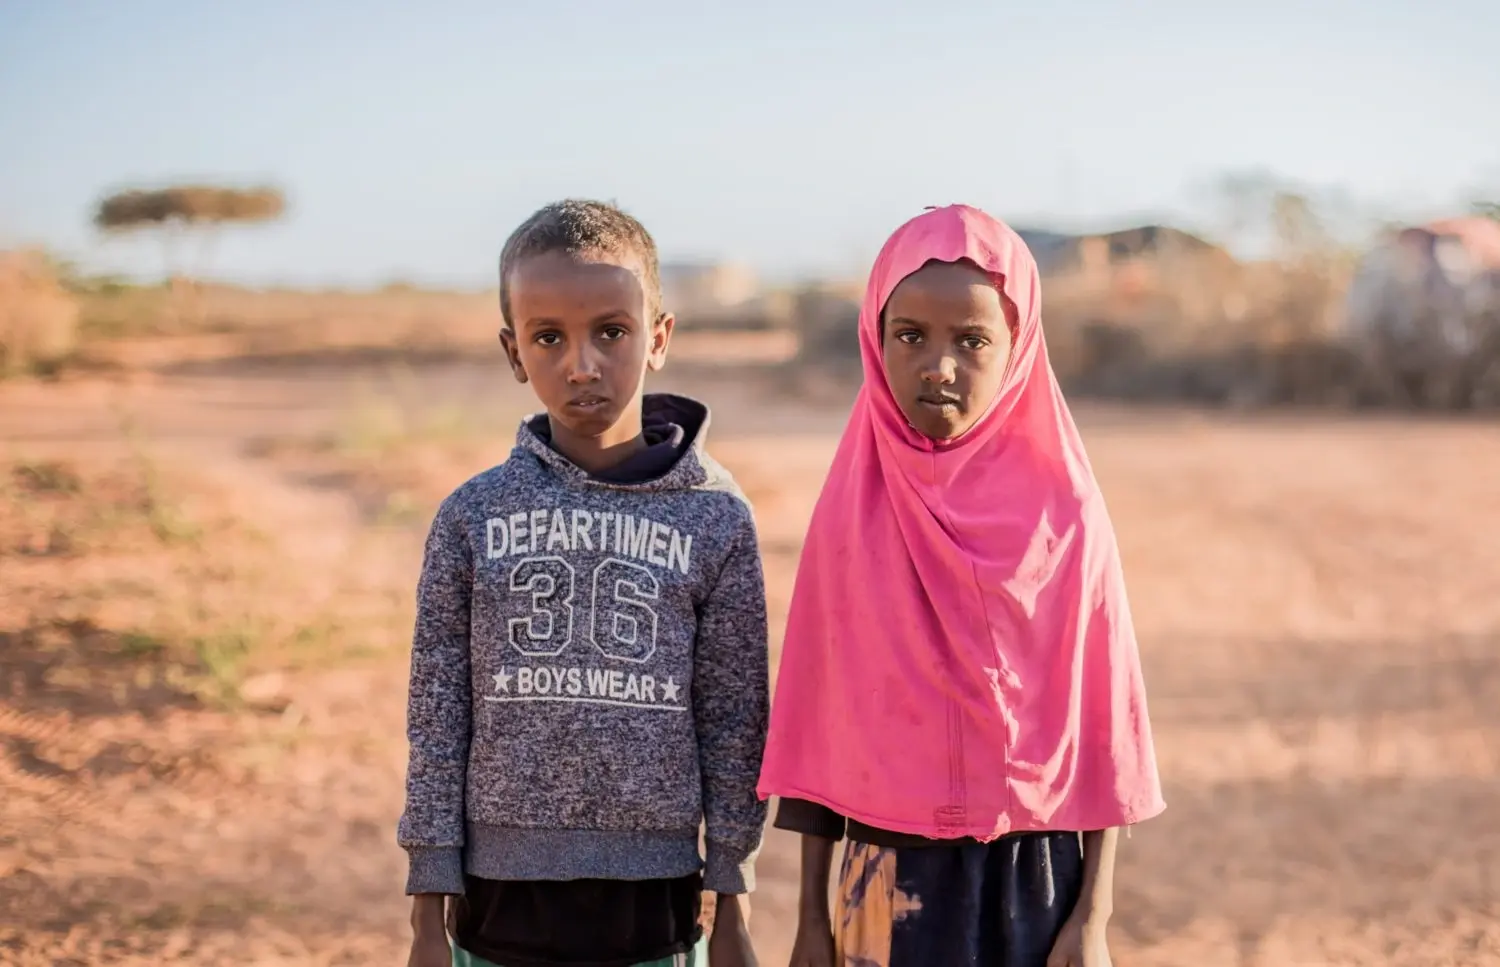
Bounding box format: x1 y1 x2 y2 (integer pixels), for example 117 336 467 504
919 353 958 385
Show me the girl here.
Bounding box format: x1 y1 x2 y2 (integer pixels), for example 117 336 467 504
758 204 1164 967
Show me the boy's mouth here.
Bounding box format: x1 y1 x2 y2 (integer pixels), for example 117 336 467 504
567 394 610 411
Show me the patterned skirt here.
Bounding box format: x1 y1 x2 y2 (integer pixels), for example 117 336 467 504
834 832 1083 967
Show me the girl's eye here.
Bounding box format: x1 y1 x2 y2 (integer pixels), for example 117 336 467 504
960 336 990 351
896 330 922 345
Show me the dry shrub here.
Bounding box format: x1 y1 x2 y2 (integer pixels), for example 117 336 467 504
791 282 862 372
0 249 81 377
1044 249 1365 406
784 244 1414 410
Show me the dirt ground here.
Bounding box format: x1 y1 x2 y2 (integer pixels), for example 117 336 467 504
2 340 1498 966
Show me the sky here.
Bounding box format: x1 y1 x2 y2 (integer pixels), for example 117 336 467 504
2 0 1497 288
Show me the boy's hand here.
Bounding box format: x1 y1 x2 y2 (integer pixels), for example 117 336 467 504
407 930 451 967
1046 911 1111 967
787 913 836 967
408 895 450 967
708 893 758 967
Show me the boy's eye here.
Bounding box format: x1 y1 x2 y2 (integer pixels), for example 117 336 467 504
534 331 563 347
600 325 628 341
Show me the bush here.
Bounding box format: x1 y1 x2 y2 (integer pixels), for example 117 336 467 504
791 284 862 373
0 249 81 377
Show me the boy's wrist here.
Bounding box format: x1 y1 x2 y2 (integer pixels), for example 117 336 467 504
409 894 447 934
715 891 751 924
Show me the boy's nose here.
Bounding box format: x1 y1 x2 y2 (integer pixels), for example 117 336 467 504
565 344 602 383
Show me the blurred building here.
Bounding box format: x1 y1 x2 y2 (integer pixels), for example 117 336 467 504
1018 225 1231 280
660 261 760 327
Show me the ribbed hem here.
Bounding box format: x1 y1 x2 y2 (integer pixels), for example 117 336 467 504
774 797 849 841
465 823 703 881
405 845 464 895
703 839 756 894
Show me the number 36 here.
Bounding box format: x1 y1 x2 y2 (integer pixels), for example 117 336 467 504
507 556 660 663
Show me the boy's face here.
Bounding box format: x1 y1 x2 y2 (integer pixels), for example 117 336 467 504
500 250 672 446
881 259 1015 441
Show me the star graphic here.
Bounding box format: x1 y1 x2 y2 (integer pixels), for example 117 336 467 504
492 668 512 693
660 677 681 703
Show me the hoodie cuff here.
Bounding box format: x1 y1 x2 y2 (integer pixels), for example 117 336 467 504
405 845 465 895
703 839 757 894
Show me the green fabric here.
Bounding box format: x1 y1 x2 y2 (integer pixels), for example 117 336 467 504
450 935 706 967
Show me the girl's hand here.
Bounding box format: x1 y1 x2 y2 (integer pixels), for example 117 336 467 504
787 915 836 967
789 833 837 967
708 893 759 967
1046 913 1111 967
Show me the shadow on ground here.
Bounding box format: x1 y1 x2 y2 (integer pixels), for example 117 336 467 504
0 619 199 719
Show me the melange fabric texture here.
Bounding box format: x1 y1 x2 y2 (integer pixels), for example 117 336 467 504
834 833 1082 967
397 393 770 901
446 409 713 967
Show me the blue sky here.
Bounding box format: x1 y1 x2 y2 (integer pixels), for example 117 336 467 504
2 0 1496 288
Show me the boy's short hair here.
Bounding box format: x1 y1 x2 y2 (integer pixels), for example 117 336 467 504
498 199 662 328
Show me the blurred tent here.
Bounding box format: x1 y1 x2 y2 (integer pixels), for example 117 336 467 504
1339 216 1500 407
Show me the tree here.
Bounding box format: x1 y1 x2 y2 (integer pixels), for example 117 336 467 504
92 184 287 323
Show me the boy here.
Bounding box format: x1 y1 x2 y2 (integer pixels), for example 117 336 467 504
399 199 769 967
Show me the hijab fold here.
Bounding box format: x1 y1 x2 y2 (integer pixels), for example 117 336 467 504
757 205 1164 838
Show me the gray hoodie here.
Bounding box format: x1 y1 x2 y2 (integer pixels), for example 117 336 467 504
397 395 769 897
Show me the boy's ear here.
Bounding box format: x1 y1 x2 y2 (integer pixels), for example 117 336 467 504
498 327 529 384
647 311 675 373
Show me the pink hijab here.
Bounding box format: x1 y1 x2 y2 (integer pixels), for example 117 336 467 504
757 205 1164 839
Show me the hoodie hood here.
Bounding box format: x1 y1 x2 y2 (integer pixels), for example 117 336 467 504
515 393 719 491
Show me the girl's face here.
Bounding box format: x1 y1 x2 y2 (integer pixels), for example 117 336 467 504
881 259 1016 441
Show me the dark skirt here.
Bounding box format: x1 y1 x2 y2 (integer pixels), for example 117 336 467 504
834 832 1083 967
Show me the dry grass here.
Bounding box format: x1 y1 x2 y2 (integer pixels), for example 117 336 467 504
0 249 81 377
62 282 798 378
20 271 492 375
37 225 1500 412
66 284 497 369
789 245 1500 412
0 431 410 711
